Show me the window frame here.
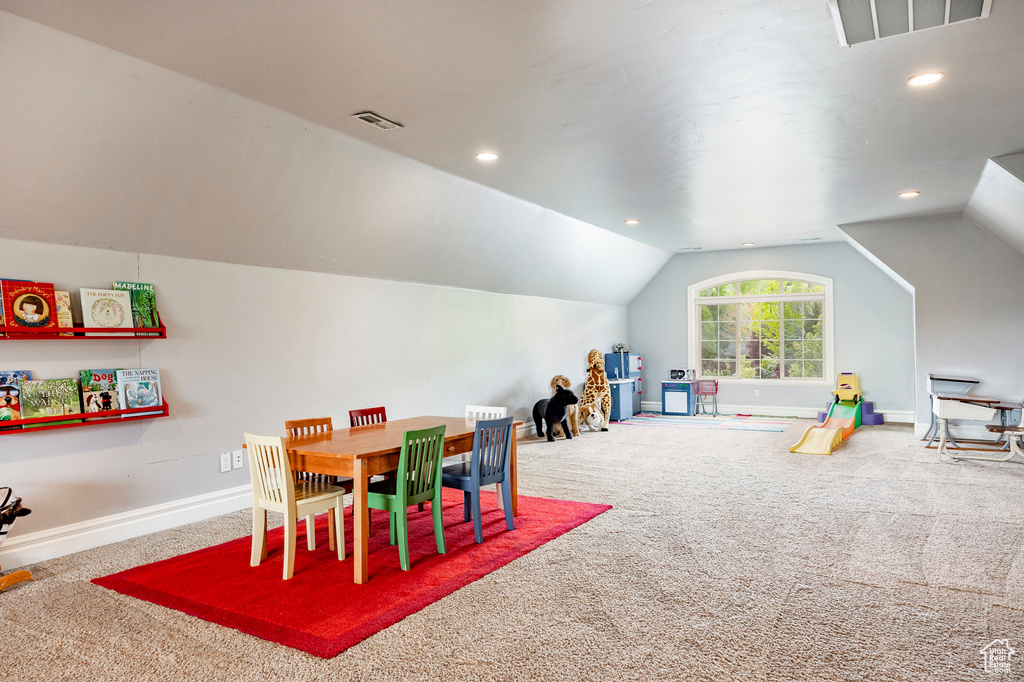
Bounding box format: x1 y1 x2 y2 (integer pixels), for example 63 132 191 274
687 270 835 384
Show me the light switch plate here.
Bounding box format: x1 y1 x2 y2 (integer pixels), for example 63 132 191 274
220 452 232 473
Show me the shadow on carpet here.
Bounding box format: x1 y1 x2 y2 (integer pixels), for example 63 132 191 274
617 412 794 432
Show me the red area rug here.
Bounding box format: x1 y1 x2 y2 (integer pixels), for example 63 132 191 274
93 490 610 658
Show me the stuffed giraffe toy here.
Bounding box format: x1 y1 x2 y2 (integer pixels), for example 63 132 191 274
580 349 611 431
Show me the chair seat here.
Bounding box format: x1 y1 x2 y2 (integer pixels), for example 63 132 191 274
441 461 472 478
441 462 504 490
366 477 398 496
295 480 350 504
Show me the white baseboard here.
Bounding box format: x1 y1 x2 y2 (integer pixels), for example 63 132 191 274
639 401 915 423
0 484 253 571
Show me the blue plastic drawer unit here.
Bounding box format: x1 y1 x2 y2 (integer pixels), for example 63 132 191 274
662 381 695 416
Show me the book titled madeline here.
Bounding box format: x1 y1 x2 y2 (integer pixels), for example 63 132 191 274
116 368 163 417
112 281 160 336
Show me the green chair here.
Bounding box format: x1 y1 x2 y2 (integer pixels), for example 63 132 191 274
366 425 447 570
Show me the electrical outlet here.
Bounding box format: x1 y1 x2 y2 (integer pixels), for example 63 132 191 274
220 452 232 473
232 449 244 469
754 388 760 398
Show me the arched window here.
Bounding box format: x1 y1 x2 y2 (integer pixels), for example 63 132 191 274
687 271 833 381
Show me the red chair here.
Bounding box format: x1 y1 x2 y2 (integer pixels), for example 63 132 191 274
349 406 387 427
695 380 719 417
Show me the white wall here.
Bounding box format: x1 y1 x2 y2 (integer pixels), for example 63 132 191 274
0 237 623 565
627 242 916 417
840 214 1024 427
0 11 669 307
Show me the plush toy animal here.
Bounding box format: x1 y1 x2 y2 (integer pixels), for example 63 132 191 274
0 487 31 539
579 402 603 431
550 375 580 437
533 386 580 442
580 349 612 431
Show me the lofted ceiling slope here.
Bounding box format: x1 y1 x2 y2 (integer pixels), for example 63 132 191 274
965 152 1024 259
1 1 1022 254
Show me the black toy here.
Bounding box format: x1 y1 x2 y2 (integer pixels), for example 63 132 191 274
533 386 580 442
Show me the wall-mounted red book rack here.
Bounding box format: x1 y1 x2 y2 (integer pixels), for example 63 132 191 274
0 401 171 435
0 323 167 339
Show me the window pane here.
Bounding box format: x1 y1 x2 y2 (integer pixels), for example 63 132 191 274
720 360 736 377
784 339 803 359
702 321 717 338
785 320 803 339
804 300 823 319
804 320 823 339
804 360 823 378
704 305 719 321
784 360 804 378
783 280 807 294
761 357 780 379
717 283 735 296
719 340 736 359
759 279 780 294
701 305 713 321
808 283 825 293
719 320 736 339
760 301 780 320
719 303 736 320
701 359 718 375
740 359 759 379
804 339 822 360
700 287 718 297
739 280 759 295
783 301 802 318
702 341 717 359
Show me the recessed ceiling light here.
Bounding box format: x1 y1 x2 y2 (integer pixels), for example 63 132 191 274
475 152 498 161
679 247 703 252
742 242 755 247
799 237 822 242
899 190 920 198
908 72 944 87
624 219 640 225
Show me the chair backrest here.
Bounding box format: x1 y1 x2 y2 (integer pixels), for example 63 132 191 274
349 406 387 427
244 433 294 506
284 417 333 438
396 425 447 501
472 416 514 480
696 380 718 396
465 404 508 420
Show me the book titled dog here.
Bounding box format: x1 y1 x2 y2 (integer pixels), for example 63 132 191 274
20 378 83 428
80 368 121 419
116 368 162 417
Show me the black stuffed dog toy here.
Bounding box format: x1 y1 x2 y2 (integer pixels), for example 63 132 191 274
533 386 580 442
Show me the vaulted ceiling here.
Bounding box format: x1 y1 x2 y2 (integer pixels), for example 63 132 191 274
2 0 1022 254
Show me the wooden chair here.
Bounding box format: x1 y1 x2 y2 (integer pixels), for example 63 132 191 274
464 406 509 503
284 417 354 542
366 425 447 571
245 433 346 580
442 416 515 544
349 406 387 427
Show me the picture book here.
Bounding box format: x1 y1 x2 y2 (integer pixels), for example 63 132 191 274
0 279 32 339
2 281 57 337
54 290 74 337
111 281 160 336
116 368 163 417
20 378 83 428
80 368 121 419
79 288 134 337
0 370 33 431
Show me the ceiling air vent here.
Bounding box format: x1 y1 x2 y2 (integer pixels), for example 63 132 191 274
352 111 403 131
827 0 992 46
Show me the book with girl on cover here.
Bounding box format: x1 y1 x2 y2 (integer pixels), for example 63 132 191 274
116 368 162 417
2 281 57 337
111 282 160 336
0 371 33 431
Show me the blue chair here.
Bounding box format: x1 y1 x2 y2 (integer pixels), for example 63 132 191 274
441 416 515 543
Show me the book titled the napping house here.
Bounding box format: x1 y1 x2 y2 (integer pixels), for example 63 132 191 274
20 378 83 428
80 288 135 337
116 368 162 417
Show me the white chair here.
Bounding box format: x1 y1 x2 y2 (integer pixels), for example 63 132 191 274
465 405 509 505
245 432 346 580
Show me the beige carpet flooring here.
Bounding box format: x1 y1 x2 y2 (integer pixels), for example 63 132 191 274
2 421 1023 681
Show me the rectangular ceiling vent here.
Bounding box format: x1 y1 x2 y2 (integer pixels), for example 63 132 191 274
352 111 403 131
828 0 992 46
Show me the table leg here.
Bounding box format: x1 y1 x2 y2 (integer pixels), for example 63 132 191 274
353 460 369 584
510 426 518 517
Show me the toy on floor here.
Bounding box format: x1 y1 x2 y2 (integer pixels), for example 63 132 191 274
580 349 611 432
790 372 883 455
0 487 33 592
579 402 603 431
550 374 580 437
533 386 580 442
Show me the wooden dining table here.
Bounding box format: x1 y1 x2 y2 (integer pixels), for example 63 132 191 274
285 415 521 584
